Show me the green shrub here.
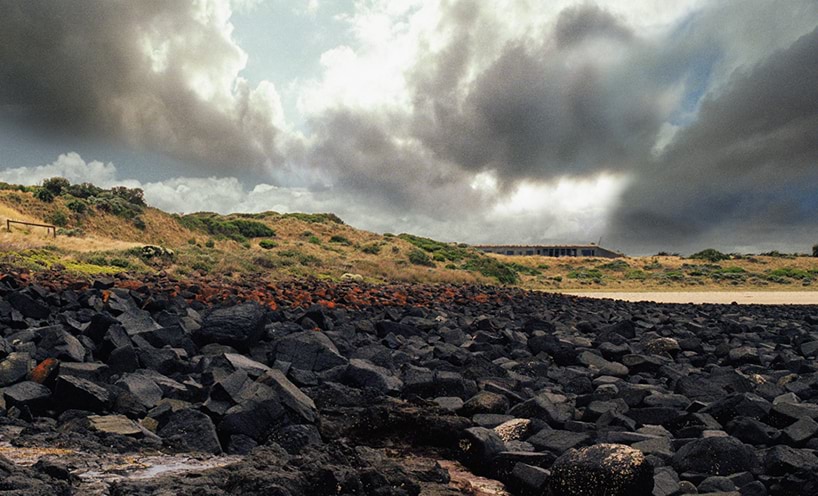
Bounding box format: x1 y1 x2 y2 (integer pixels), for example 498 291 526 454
689 248 730 262
178 214 274 241
48 211 68 227
567 268 603 280
205 239 215 248
398 233 471 262
283 213 344 224
768 268 814 280
65 182 103 199
408 249 435 267
625 269 647 280
308 236 321 245
86 255 109 266
188 238 197 245
599 260 629 271
462 257 519 284
662 270 685 281
110 186 146 207
56 228 84 237
65 199 87 214
231 219 275 238
110 258 131 268
506 262 540 276
259 240 277 249
34 188 54 203
361 244 381 254
42 177 70 196
329 235 351 245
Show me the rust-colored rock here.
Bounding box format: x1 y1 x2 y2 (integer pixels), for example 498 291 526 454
28 358 60 386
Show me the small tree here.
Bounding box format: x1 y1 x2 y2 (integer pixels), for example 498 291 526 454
42 177 70 196
34 187 54 203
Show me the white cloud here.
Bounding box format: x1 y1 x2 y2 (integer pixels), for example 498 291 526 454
0 153 119 187
0 153 631 248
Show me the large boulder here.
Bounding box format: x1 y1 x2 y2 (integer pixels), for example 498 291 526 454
548 444 654 496
158 408 222 455
3 381 51 413
672 436 760 476
34 326 86 362
195 303 268 350
0 352 34 386
257 369 317 424
273 330 347 372
53 375 111 413
343 358 403 394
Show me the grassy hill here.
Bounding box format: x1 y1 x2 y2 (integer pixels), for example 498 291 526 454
2 178 818 291
0 179 510 285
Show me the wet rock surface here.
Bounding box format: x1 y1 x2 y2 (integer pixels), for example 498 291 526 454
0 272 817 494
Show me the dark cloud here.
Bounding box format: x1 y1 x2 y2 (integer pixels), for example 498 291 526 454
607 26 818 253
308 108 485 220
0 0 287 172
554 4 633 48
407 2 694 193
1 0 817 252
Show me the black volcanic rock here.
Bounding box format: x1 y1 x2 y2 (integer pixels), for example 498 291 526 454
53 375 111 412
5 274 818 493
548 444 654 496
672 436 759 476
272 330 348 372
196 302 268 349
158 407 222 455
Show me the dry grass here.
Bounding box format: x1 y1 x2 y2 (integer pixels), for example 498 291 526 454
499 254 818 291
4 187 818 290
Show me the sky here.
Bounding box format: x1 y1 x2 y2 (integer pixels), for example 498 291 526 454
0 0 816 255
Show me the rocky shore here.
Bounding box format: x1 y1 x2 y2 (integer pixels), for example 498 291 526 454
0 270 817 495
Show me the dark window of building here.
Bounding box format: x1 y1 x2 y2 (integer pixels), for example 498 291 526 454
526 250 534 255
505 250 513 255
581 249 593 256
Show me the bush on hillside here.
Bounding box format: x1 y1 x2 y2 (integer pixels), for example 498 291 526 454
65 199 88 214
178 214 275 242
408 249 435 267
283 212 344 224
66 182 104 199
329 235 351 245
34 188 54 203
689 248 730 263
47 211 68 227
42 177 70 196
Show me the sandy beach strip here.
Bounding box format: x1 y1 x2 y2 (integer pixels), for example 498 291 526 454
564 291 818 305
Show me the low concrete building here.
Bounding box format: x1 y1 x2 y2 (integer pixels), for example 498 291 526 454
476 243 623 258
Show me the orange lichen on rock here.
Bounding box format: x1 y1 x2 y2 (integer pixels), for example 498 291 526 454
29 358 60 385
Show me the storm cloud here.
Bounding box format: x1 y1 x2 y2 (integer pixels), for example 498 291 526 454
607 25 818 253
1 0 817 253
0 0 291 173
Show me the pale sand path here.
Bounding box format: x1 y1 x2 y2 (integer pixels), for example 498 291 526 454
563 291 818 305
